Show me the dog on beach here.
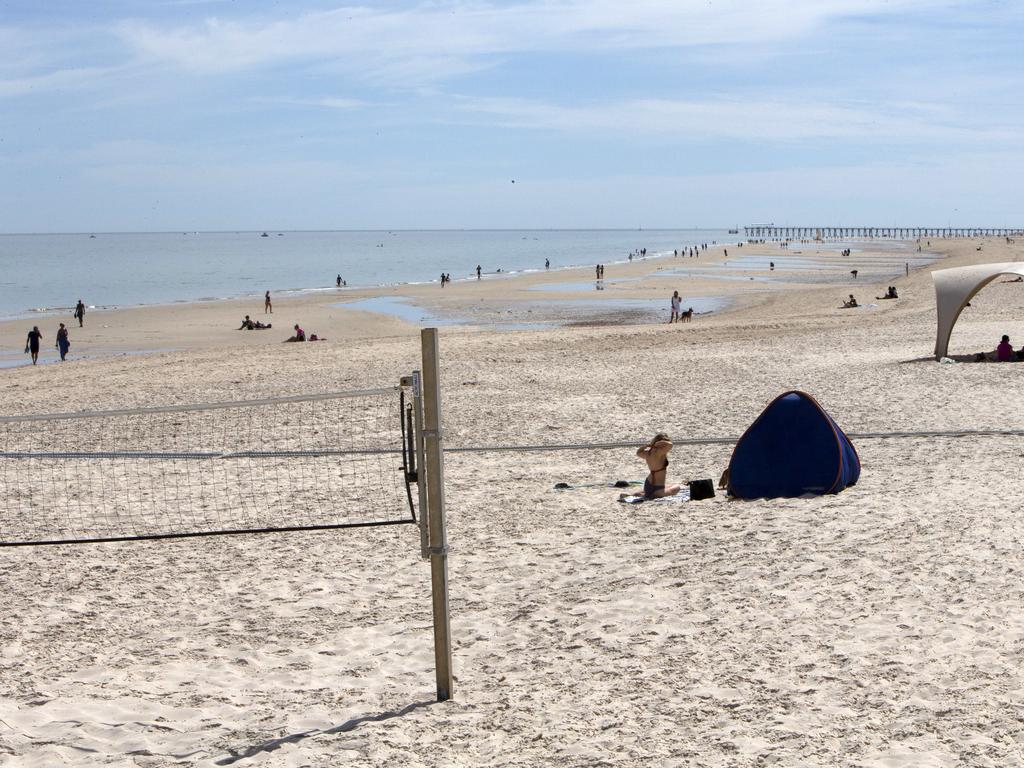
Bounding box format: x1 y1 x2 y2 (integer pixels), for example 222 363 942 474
679 307 693 323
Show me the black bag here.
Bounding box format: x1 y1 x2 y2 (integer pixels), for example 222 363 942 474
688 479 715 501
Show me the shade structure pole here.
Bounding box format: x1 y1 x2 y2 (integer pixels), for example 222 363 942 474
420 327 453 701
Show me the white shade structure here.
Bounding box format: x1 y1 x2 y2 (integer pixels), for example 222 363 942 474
933 262 1024 359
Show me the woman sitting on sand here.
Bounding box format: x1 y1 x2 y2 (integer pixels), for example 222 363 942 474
621 433 681 500
996 335 1013 362
285 324 306 342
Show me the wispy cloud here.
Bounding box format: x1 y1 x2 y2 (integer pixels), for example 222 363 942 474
0 66 115 98
112 0 951 79
449 94 1019 144
268 96 368 110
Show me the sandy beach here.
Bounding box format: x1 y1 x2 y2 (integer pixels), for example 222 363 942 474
2 237 1024 766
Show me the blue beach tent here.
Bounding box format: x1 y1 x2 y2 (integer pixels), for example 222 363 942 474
727 391 860 499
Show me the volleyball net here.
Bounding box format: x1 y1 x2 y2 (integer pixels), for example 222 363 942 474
0 384 419 546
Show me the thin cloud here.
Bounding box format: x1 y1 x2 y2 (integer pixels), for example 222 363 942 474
112 0 950 78
449 95 1018 143
276 96 368 110
0 66 114 98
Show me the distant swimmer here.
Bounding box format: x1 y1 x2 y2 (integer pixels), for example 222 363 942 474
265 291 272 314
74 299 85 327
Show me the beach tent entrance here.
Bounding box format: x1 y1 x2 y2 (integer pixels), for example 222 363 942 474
933 262 1024 359
727 391 860 499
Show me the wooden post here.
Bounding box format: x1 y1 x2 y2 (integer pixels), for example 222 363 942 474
420 328 454 701
411 371 429 560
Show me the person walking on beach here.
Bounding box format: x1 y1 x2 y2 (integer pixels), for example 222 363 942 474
55 322 70 361
74 299 85 327
265 291 272 314
336 274 342 287
26 325 42 365
670 290 681 323
476 265 482 280
545 258 550 269
620 433 681 500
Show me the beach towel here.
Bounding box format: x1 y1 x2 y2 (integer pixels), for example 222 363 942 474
618 487 691 504
554 481 640 490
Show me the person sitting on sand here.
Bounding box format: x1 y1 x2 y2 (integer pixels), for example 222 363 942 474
842 294 858 308
238 315 255 330
285 324 306 342
620 433 681 500
996 335 1014 362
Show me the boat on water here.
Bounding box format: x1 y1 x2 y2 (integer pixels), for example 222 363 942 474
728 228 739 234
260 232 269 237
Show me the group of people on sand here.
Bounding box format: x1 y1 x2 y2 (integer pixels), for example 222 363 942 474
669 290 694 323
844 285 900 308
23 299 86 365
237 315 272 330
284 324 325 342
25 322 72 365
673 245 707 258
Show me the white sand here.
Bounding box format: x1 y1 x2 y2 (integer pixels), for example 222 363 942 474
1 238 1024 766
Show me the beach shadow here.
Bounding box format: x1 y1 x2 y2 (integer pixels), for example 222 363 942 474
899 353 1017 364
214 699 437 765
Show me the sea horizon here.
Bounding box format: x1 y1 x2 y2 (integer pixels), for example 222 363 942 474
0 228 734 321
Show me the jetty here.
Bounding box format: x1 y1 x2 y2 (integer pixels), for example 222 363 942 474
744 226 1022 240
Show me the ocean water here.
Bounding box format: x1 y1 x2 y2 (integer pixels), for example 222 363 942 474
0 229 730 320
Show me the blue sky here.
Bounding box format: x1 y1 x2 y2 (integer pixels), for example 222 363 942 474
1 0 1021 232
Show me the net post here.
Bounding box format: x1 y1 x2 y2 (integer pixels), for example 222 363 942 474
410 371 429 559
420 327 454 702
